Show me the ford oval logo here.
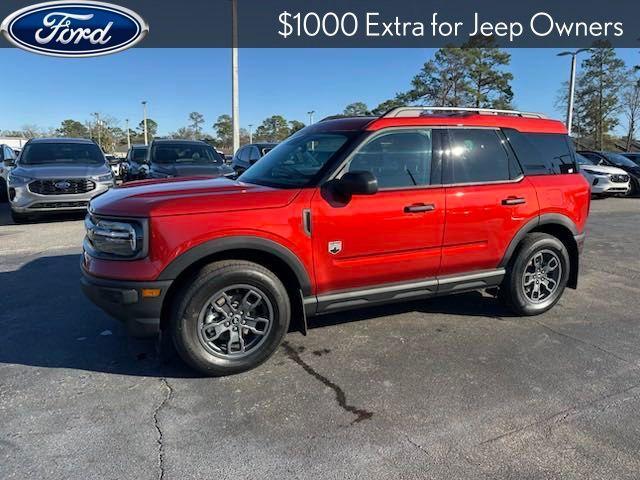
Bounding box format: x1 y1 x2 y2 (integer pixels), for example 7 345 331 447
1 1 149 57
54 180 71 190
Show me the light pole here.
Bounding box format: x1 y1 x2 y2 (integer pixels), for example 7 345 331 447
248 124 253 144
307 110 315 125
557 49 591 136
231 0 240 153
125 118 131 149
93 112 101 149
141 101 149 145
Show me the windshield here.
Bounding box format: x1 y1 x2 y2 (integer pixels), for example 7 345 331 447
239 133 352 188
575 154 594 166
604 152 638 168
20 143 105 165
132 148 148 161
151 144 223 164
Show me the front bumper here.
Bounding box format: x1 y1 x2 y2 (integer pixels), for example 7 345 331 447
80 265 172 337
590 175 630 195
9 181 112 213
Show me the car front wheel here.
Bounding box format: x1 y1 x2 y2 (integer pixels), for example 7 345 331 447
500 233 570 316
170 260 291 376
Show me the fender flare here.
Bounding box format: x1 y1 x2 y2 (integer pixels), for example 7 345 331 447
157 235 312 296
499 213 579 268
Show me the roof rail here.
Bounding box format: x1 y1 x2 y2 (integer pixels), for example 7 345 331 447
382 106 547 119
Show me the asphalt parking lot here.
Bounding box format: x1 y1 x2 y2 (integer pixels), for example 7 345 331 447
1 198 640 479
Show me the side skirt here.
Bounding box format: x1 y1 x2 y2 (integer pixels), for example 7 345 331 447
304 269 505 316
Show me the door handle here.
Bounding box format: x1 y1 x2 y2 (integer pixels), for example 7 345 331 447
501 197 526 206
404 203 435 213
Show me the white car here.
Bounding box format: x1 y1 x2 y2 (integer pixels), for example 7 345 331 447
576 153 630 197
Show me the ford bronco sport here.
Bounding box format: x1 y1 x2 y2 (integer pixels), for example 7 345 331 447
81 107 590 376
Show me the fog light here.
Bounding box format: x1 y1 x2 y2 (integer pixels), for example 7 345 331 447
592 178 598 186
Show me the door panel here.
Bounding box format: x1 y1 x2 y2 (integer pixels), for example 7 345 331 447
311 187 446 293
440 178 539 276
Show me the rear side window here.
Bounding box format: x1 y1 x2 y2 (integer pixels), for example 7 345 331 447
504 130 576 175
445 129 512 184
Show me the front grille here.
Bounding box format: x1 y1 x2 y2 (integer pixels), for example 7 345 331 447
610 174 629 183
29 201 89 209
29 178 96 195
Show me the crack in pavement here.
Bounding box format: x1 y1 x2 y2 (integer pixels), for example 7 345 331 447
479 382 640 446
153 378 173 480
534 320 635 365
282 341 373 425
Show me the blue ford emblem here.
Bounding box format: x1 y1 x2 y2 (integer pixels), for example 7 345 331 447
1 1 148 57
54 180 71 190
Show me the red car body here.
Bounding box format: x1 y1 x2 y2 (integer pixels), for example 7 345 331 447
82 112 590 337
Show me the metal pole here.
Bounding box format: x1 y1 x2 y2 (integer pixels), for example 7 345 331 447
125 119 131 149
94 112 101 149
248 124 253 144
567 54 577 136
307 110 315 125
231 0 240 153
142 101 148 146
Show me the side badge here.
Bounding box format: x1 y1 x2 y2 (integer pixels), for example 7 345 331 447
328 241 342 255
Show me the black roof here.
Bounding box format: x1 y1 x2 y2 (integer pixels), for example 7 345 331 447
28 137 96 144
247 143 278 148
306 117 376 132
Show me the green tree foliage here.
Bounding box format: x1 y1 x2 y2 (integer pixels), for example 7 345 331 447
188 112 205 139
574 43 627 149
255 115 290 142
288 120 306 134
463 38 513 108
343 102 371 116
57 119 89 138
213 114 233 149
137 118 158 140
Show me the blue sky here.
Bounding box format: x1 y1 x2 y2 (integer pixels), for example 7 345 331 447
1 48 638 135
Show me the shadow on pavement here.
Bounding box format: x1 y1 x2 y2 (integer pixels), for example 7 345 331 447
0 253 513 377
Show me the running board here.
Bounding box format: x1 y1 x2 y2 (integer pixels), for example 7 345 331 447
304 269 505 316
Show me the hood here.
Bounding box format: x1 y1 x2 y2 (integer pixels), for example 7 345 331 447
151 162 233 177
13 163 110 178
89 176 300 217
579 164 628 176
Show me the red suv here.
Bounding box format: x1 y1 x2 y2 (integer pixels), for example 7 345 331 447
81 107 590 376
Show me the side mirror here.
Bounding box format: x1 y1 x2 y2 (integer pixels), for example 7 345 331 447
336 171 378 196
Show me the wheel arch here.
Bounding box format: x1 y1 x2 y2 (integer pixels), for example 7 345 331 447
500 214 580 289
157 236 311 333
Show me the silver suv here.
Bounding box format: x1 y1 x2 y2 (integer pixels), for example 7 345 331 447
7 138 114 223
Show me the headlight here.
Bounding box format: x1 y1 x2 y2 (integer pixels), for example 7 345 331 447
84 215 146 258
94 173 114 182
7 172 32 185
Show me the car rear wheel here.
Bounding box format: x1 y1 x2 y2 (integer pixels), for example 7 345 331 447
170 260 291 376
500 233 570 316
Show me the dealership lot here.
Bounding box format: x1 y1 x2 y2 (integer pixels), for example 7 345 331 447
1 198 640 479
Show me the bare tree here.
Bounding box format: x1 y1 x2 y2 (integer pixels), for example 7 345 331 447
623 70 640 151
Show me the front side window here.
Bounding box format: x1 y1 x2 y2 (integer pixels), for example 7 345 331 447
20 143 105 165
151 143 223 164
446 129 511 183
239 133 352 188
344 129 434 189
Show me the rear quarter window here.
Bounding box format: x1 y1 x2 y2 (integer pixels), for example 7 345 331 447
503 130 576 175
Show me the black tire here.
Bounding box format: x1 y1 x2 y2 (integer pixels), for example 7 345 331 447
170 260 291 376
500 233 570 316
625 179 638 197
10 209 33 224
0 178 7 202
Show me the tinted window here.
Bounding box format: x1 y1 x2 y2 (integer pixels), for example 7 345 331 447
237 147 248 162
20 143 104 165
345 130 433 189
132 148 148 161
239 133 352 189
446 129 511 183
248 146 261 161
151 143 222 164
575 153 594 166
603 152 638 168
505 130 576 175
579 152 603 164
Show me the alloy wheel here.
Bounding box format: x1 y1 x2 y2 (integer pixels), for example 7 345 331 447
521 249 562 304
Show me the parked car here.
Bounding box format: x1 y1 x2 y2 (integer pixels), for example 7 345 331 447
575 153 630 197
577 150 640 196
104 154 124 179
231 143 278 174
620 152 640 166
7 138 115 223
0 144 18 202
81 107 590 376
122 145 149 181
147 139 234 179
